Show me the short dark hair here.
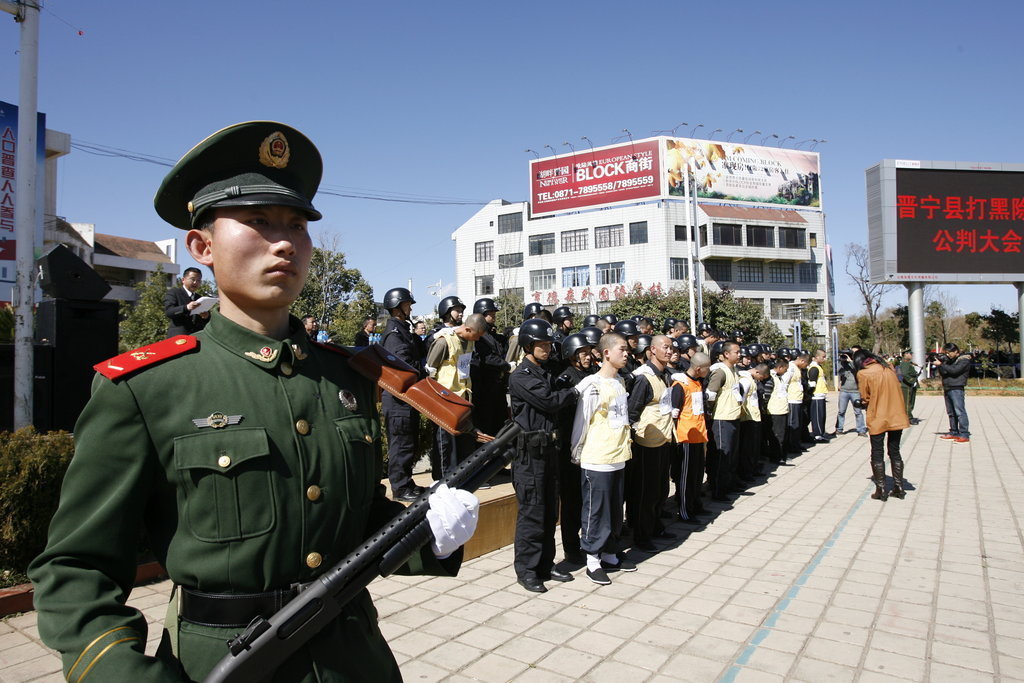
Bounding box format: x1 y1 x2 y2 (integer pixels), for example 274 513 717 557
943 343 959 353
301 315 315 324
182 267 201 279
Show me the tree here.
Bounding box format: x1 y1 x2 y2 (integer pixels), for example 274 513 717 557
838 314 872 350
289 233 375 345
844 243 895 354
980 307 1020 353
964 312 983 351
118 264 172 351
495 289 524 332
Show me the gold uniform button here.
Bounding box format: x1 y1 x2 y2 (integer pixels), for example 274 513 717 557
295 419 310 435
217 455 231 468
364 434 373 443
306 552 322 569
306 485 322 501
280 362 293 376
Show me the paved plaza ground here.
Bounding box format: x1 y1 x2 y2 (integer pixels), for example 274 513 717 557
2 394 1023 682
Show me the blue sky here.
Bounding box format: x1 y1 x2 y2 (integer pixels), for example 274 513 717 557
2 0 1022 319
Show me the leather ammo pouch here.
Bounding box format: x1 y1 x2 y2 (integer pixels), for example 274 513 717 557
401 378 474 435
348 343 419 395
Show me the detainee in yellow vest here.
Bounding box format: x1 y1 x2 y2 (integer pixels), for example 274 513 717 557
808 349 831 441
670 352 711 522
705 341 743 499
737 364 769 482
571 332 635 583
628 335 676 550
785 353 811 453
765 358 792 463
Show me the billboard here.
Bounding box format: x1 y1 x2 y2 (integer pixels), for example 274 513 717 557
665 138 821 209
0 100 47 288
866 159 1024 284
529 139 662 217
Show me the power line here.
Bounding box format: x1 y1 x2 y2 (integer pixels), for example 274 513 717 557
67 140 492 206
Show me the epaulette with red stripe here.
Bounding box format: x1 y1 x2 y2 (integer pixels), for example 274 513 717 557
312 341 354 358
94 335 199 380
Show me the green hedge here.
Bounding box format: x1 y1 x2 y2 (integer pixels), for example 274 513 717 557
0 428 75 574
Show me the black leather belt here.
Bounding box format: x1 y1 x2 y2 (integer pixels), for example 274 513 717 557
179 584 308 628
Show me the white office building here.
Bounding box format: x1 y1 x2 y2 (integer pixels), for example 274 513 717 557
452 198 834 343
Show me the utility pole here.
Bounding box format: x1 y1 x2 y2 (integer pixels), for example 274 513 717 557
2 0 42 429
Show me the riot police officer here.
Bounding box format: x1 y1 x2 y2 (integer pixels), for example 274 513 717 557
508 319 579 593
470 297 510 437
381 286 427 500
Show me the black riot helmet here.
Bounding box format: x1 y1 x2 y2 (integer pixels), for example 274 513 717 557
561 333 593 361
579 326 603 347
437 296 466 321
635 334 653 357
759 344 774 355
613 319 639 337
553 306 574 324
708 340 726 362
731 329 745 341
582 314 601 327
601 313 618 325
523 302 545 320
744 344 760 357
383 287 415 311
662 317 679 333
697 321 713 334
677 334 698 352
473 297 499 315
518 318 554 350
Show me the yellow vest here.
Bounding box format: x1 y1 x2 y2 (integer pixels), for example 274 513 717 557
436 332 474 398
580 378 632 465
768 370 791 415
710 364 742 421
810 360 829 397
633 371 674 447
738 371 761 422
787 362 805 403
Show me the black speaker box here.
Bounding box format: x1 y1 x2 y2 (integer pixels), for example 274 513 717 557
0 344 55 432
38 243 111 301
35 299 119 431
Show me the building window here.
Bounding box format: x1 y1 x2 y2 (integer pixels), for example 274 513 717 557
770 298 795 318
735 261 764 282
594 224 623 248
497 212 523 234
705 260 731 282
498 252 523 269
562 265 590 288
769 262 795 283
500 287 524 302
713 223 743 246
700 225 708 246
674 225 692 242
629 221 648 245
530 268 556 290
475 275 494 295
747 226 774 248
669 257 689 281
809 232 818 248
596 261 625 285
528 233 555 256
798 263 820 284
779 227 805 249
474 241 493 262
561 228 588 252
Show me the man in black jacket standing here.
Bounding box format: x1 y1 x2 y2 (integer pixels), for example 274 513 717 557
934 343 972 444
163 267 209 336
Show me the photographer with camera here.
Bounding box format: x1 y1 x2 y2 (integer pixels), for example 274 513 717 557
835 350 867 437
853 350 909 501
933 343 971 444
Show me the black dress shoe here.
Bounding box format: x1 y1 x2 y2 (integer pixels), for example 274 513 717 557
394 489 419 503
518 576 547 593
549 568 574 582
411 485 427 495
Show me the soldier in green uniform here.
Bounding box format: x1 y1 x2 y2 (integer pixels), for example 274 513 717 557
28 122 478 682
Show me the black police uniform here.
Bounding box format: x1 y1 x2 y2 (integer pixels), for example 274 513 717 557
508 357 577 585
553 363 594 561
381 316 425 496
470 325 509 437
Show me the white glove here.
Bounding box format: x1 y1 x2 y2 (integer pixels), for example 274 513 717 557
426 483 480 558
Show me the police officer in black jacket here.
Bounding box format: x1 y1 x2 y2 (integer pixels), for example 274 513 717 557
381 287 426 502
470 297 509 437
553 333 596 565
508 319 579 593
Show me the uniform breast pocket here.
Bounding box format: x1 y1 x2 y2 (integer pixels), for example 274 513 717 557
174 427 276 542
333 415 377 511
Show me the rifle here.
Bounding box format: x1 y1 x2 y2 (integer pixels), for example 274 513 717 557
203 420 522 683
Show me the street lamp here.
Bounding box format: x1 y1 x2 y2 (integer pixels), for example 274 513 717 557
778 135 796 147
708 128 723 140
743 130 762 143
726 128 744 142
761 133 779 145
689 123 704 137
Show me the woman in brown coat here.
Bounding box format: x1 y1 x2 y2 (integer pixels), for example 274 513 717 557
854 351 910 501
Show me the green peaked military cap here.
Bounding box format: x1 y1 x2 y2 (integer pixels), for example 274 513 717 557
154 120 324 230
